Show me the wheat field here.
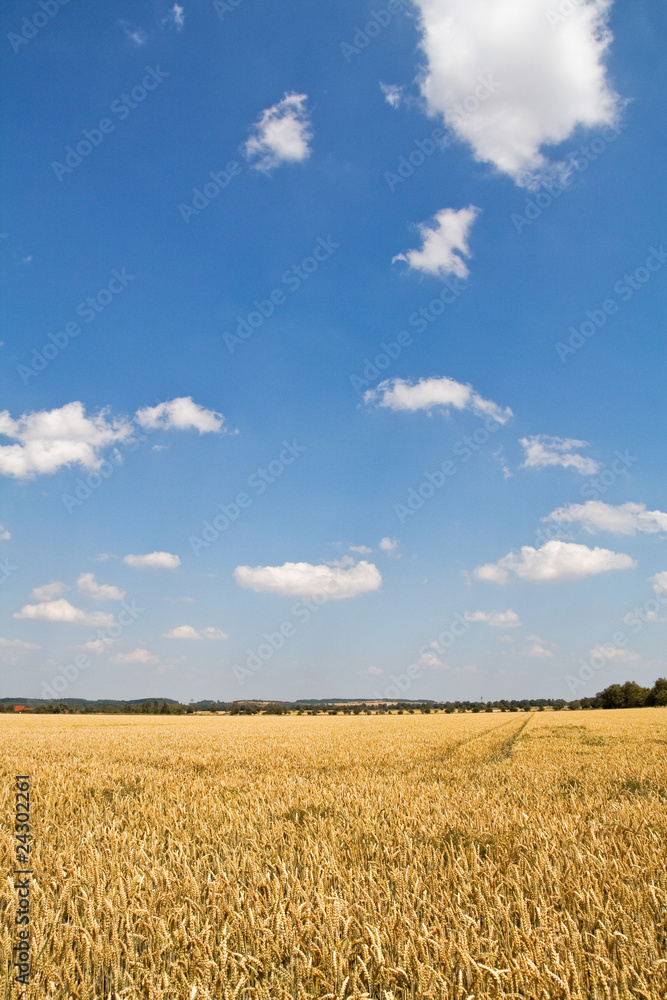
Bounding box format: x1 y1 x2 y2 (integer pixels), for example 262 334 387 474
1 709 666 999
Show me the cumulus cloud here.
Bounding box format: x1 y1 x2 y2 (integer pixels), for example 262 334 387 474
365 375 512 424
234 560 382 600
162 625 228 640
166 3 184 29
30 581 68 601
134 397 224 434
393 206 479 279
0 524 10 540
589 644 639 663
417 651 449 670
544 501 667 536
13 599 115 627
411 0 621 187
520 435 601 474
650 571 667 596
464 609 521 627
0 402 133 479
123 552 181 570
244 93 312 172
75 573 125 601
473 540 635 584
379 537 400 556
110 648 158 665
367 665 384 675
349 544 373 555
524 634 554 658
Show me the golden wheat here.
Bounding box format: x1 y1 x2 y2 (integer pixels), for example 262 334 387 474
1 709 666 999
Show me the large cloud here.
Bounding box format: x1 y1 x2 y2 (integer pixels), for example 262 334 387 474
520 435 600 474
473 539 635 583
0 402 132 479
412 0 621 186
544 501 667 535
13 599 115 627
365 375 512 424
234 560 382 600
393 206 479 279
123 552 181 569
244 93 312 172
134 397 224 434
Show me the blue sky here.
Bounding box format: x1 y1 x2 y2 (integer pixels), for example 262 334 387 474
1 0 665 703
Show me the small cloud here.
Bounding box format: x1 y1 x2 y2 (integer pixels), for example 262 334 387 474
417 651 449 670
588 645 639 663
14 599 114 628
165 4 184 30
493 446 512 479
464 609 521 627
134 397 224 434
349 544 373 555
234 559 381 600
30 581 68 601
0 637 40 651
19 256 32 265
244 93 313 172
519 435 601 475
497 634 514 644
77 572 125 601
365 375 512 425
650 571 667 597
472 540 635 584
111 648 158 665
162 625 227 640
379 537 400 557
0 524 11 540
367 665 384 676
121 22 148 45
393 206 480 280
524 635 554 659
123 552 181 570
380 82 403 108
76 638 114 655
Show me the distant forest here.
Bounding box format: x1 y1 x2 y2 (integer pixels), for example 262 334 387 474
2 678 666 714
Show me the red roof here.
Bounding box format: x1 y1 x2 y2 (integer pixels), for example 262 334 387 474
13 705 34 712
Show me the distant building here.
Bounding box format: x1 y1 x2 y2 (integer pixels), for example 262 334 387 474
13 705 34 712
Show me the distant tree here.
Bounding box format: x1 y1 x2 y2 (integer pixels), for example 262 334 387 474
648 677 667 706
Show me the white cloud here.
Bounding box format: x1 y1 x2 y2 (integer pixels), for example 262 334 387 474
110 648 158 665
76 573 126 601
520 435 601 474
497 634 514 644
162 625 228 640
234 560 382 600
349 544 373 555
473 540 635 583
393 206 479 279
167 4 184 29
244 93 312 172
380 82 403 108
0 524 10 540
526 642 553 659
417 651 448 670
0 637 40 650
135 397 224 434
650 571 667 597
589 645 639 663
365 375 512 424
77 638 114 655
0 402 132 479
464 609 521 627
123 552 181 570
367 665 384 675
13 599 115 627
121 22 147 46
379 537 400 556
30 581 68 601
545 501 667 536
411 0 621 187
